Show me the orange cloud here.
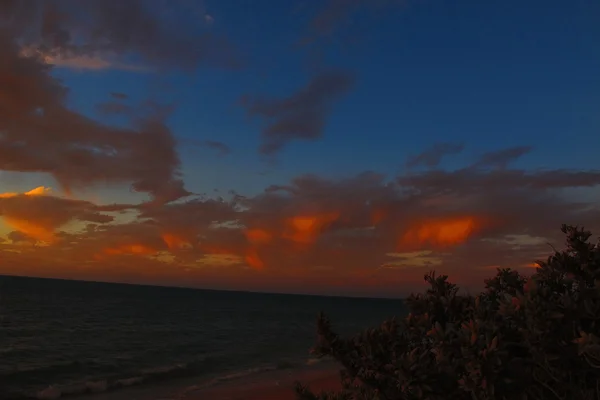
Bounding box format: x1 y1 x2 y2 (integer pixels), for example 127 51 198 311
103 244 158 257
245 229 273 245
371 208 387 226
200 239 266 270
199 245 238 255
162 232 191 250
0 186 50 199
242 229 273 270
3 216 56 243
0 186 116 244
283 212 340 244
400 216 482 249
245 248 265 270
20 46 145 72
0 187 58 242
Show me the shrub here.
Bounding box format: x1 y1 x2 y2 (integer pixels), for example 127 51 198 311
295 224 600 400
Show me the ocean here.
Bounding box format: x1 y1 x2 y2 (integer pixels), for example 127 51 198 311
0 276 403 399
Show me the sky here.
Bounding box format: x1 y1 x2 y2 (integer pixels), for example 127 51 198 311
0 0 599 298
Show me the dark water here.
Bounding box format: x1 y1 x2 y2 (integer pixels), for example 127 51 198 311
0 276 403 398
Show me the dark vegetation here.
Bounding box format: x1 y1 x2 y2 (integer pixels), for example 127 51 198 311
295 225 600 400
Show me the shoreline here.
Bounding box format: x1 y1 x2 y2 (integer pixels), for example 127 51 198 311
183 366 342 400
179 367 342 400
59 361 343 400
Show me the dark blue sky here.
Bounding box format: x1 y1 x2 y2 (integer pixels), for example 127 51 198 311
45 0 599 201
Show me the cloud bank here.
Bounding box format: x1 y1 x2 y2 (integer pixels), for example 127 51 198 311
2 157 599 296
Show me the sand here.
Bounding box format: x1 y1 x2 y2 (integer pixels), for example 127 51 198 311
72 364 343 400
181 367 342 400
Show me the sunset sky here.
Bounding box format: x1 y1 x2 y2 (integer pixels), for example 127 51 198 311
0 0 599 297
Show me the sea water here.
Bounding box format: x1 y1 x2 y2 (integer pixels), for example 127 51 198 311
0 276 403 399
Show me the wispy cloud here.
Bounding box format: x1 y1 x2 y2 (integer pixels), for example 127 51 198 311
303 0 408 44
19 46 146 72
199 140 231 156
242 70 355 155
406 142 465 168
472 145 534 169
2 0 240 72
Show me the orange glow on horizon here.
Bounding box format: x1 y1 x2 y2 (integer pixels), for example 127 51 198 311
401 216 481 249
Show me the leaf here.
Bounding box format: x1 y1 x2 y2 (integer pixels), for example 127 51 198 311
489 336 498 350
471 333 477 345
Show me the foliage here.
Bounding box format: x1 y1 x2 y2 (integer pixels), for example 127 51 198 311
295 225 600 400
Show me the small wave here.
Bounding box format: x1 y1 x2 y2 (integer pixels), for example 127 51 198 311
140 363 188 376
21 363 195 399
19 363 274 400
306 357 322 366
0 359 107 378
114 376 144 387
202 365 278 386
35 381 109 399
3 357 336 400
0 345 15 354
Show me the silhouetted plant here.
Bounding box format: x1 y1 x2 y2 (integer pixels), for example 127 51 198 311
295 224 600 400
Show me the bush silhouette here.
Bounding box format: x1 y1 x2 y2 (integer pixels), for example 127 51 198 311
295 225 600 400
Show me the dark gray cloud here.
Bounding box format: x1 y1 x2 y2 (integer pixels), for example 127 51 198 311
397 168 600 195
406 142 465 168
96 101 134 115
309 0 365 36
7 230 37 245
200 140 231 156
0 0 240 71
0 2 209 204
110 92 128 100
242 70 355 154
307 0 404 37
473 145 533 169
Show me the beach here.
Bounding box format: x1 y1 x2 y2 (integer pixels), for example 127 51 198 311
64 364 343 400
